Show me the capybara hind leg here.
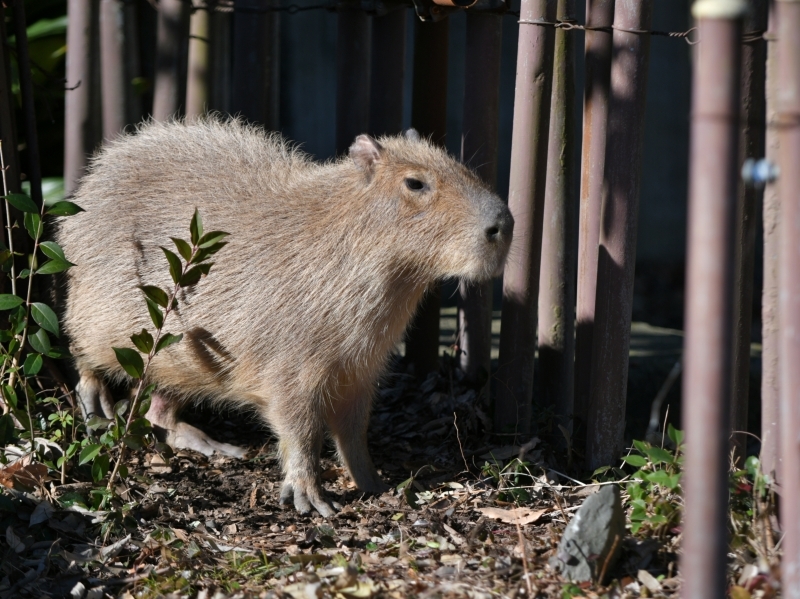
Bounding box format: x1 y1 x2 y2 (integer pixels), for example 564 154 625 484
75 370 115 420
270 404 333 517
146 392 246 458
326 396 388 494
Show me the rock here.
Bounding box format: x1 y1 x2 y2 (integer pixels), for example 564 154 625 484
549 484 625 582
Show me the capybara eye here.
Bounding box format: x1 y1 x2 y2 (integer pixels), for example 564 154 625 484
405 178 425 191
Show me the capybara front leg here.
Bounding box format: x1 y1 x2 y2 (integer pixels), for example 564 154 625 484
326 393 388 495
75 370 115 420
146 392 246 458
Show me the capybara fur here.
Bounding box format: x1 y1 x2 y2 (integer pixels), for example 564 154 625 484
57 118 513 516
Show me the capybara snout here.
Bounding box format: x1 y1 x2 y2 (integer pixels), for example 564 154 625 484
58 118 512 516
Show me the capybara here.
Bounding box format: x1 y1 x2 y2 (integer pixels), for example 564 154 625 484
57 118 513 516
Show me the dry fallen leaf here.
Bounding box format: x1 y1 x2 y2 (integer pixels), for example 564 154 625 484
6 525 25 553
476 506 548 525
0 458 51 491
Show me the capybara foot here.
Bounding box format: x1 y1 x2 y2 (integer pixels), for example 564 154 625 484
166 421 248 458
351 468 389 495
279 479 336 517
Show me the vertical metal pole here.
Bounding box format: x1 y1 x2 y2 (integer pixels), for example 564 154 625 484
100 0 127 138
209 4 232 114
232 0 280 128
405 20 448 378
0 4 20 194
186 1 211 119
458 14 503 386
730 0 768 464
776 0 800 594
574 0 614 444
495 0 556 436
124 0 143 124
335 6 371 155
13 0 43 208
65 0 96 195
152 0 189 121
681 3 744 598
368 10 406 136
760 2 779 481
537 0 577 436
585 0 653 468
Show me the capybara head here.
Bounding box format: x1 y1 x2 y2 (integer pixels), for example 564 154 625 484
347 129 513 282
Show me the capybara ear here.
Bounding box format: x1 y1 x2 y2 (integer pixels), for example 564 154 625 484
405 128 421 142
349 135 383 174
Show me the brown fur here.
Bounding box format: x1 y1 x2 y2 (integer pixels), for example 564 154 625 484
56 118 513 516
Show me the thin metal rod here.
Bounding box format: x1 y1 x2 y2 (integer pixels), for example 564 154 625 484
537 0 577 438
776 0 800 594
760 1 779 482
0 3 20 195
681 9 744 599
369 10 406 136
186 0 211 119
574 0 614 447
209 4 232 113
152 0 189 121
335 6 371 155
405 20 448 378
585 0 653 469
458 14 503 386
730 0 768 465
100 0 128 138
495 0 557 436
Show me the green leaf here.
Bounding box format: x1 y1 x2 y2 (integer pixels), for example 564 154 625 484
180 263 211 287
78 443 103 465
632 439 649 454
644 446 675 465
91 453 110 483
193 242 227 263
22 352 43 376
667 423 684 447
31 302 59 336
39 241 68 262
114 399 130 418
190 209 203 245
197 231 229 249
131 329 154 354
2 386 18 409
154 333 182 354
645 470 674 486
161 247 183 284
139 285 169 308
145 298 164 329
4 193 38 213
24 212 42 240
37 258 73 275
84 415 113 432
170 237 193 262
0 294 24 310
46 201 84 216
113 347 144 378
28 328 51 354
622 454 647 468
123 435 146 450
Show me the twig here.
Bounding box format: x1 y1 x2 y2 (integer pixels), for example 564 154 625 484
596 533 620 584
453 412 470 474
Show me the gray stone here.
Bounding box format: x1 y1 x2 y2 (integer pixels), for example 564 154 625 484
549 485 625 582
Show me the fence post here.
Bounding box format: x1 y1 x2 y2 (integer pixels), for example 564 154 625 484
100 0 128 138
584 0 653 469
730 0 768 465
681 2 745 597
405 20 448 378
152 0 190 121
537 0 577 440
457 14 503 386
64 0 98 195
495 0 556 437
336 5 371 155
186 0 211 119
369 10 406 136
574 0 614 446
232 0 280 128
760 2 779 482
776 0 800 595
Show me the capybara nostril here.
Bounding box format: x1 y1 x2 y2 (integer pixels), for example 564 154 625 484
485 225 500 241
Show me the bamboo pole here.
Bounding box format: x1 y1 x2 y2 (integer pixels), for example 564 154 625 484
186 0 211 119
100 0 127 138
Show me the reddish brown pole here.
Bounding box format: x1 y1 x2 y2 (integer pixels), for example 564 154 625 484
458 14 503 386
495 0 556 436
584 0 653 468
537 0 577 436
574 0 614 447
369 10 406 136
760 2 779 481
405 20 448 378
152 0 189 121
776 0 800 593
64 0 96 194
335 6 371 155
186 1 211 119
681 3 745 598
100 0 127 138
232 0 280 128
730 0 768 465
